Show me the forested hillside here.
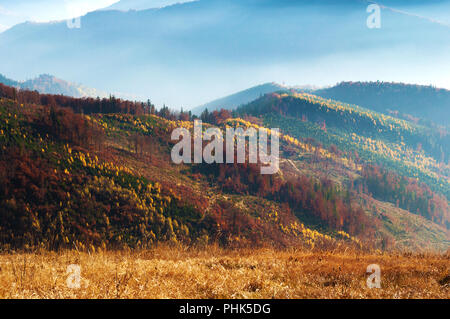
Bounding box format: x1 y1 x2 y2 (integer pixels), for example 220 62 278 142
237 92 450 200
0 84 448 251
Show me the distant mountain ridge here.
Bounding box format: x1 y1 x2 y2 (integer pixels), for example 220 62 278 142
193 81 450 127
314 82 450 126
2 0 450 107
191 82 289 115
103 0 194 11
0 73 107 98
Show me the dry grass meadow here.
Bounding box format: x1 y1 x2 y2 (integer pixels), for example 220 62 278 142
0 246 449 299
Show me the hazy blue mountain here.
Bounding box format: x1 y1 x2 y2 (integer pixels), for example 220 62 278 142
315 82 450 126
0 73 107 98
0 74 18 87
103 0 194 11
0 0 117 32
191 82 288 115
1 0 450 107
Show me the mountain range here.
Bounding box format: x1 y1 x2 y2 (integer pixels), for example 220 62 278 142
0 0 449 252
1 0 450 108
0 73 107 98
1 79 448 251
194 81 450 127
315 82 450 126
103 0 195 11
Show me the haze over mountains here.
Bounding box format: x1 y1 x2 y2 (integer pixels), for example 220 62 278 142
315 82 450 126
103 0 195 11
0 73 107 98
1 1 450 300
2 70 448 128
191 82 289 115
194 81 450 127
0 0 118 32
1 0 450 108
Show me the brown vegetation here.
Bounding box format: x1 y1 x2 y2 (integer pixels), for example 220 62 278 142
0 246 448 299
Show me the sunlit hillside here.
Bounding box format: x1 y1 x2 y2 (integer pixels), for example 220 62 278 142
1 83 448 253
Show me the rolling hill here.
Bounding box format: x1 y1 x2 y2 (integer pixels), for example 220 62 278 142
237 92 450 198
0 82 448 252
193 81 450 128
315 82 450 126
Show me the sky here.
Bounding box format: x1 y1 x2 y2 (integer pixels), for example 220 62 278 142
0 0 119 32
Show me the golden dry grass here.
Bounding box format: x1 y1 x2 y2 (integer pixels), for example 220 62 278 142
0 246 449 299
